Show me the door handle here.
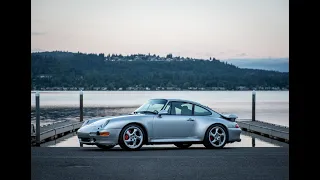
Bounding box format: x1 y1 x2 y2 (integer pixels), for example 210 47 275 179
187 118 194 121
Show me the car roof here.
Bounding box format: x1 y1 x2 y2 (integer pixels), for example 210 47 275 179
150 98 205 107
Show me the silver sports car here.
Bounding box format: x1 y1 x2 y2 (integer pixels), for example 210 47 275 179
77 98 241 150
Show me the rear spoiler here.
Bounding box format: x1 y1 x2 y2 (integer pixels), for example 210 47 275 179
220 113 238 122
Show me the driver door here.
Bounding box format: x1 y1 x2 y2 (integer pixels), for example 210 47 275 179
153 101 195 140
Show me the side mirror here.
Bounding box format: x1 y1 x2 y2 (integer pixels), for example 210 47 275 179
158 110 168 117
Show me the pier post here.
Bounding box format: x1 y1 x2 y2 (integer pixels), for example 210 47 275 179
252 90 256 121
36 91 40 146
252 137 255 147
80 90 83 122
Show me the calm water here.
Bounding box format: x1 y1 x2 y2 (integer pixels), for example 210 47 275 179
31 91 289 126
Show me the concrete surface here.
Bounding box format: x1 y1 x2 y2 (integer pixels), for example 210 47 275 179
31 147 288 180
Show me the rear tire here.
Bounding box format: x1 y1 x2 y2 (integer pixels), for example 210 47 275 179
119 124 145 151
203 124 228 149
96 144 115 150
174 143 192 149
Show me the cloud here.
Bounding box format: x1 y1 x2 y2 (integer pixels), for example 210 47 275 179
236 53 247 57
31 32 46 36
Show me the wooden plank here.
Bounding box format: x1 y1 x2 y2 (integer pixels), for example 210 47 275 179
237 120 289 141
31 120 85 145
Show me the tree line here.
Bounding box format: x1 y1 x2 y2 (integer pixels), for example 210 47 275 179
31 51 289 90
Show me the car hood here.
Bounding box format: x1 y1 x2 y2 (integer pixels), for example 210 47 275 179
81 117 109 127
81 114 147 127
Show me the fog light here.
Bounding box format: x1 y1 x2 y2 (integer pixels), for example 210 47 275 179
99 131 110 136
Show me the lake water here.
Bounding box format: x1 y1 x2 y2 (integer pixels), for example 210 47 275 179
31 91 289 127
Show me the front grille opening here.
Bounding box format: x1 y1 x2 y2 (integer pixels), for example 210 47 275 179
81 138 96 142
81 138 91 142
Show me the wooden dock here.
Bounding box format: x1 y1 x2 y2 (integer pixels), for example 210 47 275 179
236 119 289 143
31 120 84 145
31 119 289 145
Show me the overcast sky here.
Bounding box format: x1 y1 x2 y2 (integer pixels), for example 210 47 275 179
31 0 288 60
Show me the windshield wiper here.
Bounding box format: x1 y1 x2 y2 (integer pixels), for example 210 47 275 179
134 111 158 114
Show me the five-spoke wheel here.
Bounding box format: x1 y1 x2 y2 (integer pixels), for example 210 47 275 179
119 124 145 150
203 124 228 149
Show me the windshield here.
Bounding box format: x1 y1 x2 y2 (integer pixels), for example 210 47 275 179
134 99 168 114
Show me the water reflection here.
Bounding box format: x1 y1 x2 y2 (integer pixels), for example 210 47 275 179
242 131 288 147
41 130 288 148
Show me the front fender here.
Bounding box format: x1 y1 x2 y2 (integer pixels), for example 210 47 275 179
102 115 154 140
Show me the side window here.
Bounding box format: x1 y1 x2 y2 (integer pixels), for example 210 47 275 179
171 102 193 115
194 105 212 116
164 102 171 114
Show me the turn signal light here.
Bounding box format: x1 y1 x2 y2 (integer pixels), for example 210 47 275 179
99 132 110 136
235 124 240 128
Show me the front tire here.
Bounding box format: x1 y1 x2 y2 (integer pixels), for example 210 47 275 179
119 124 145 151
96 144 115 150
174 143 192 149
203 124 228 149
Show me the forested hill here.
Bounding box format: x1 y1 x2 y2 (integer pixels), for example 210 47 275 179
31 51 289 91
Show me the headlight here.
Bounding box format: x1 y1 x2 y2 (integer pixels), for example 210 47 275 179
81 120 89 127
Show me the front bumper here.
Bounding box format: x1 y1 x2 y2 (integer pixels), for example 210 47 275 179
227 128 242 143
77 128 121 146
